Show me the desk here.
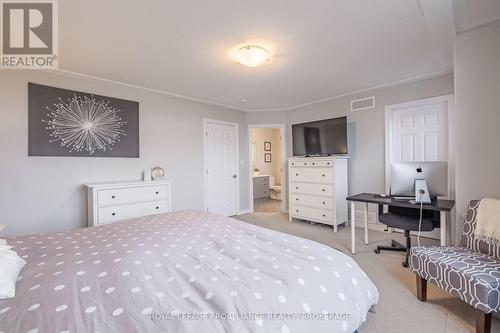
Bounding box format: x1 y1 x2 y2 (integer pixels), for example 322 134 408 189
346 193 455 254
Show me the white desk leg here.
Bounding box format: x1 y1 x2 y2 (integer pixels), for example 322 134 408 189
351 201 356 254
364 203 369 245
440 211 447 246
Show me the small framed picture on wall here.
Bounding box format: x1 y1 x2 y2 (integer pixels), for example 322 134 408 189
264 153 272 163
264 141 271 151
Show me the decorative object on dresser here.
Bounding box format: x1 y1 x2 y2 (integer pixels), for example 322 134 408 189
28 83 139 157
151 166 165 180
86 180 172 226
253 175 270 199
143 169 152 181
288 157 349 232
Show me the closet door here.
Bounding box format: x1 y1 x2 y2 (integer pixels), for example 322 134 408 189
204 120 239 216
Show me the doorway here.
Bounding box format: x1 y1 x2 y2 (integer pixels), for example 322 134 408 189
249 124 286 213
203 119 239 216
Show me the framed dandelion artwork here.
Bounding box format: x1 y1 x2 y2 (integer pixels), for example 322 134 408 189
28 83 139 157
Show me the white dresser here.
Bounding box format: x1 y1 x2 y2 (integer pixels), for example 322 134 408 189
288 157 348 231
86 180 173 227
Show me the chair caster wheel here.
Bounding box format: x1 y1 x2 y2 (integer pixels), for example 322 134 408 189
374 249 380 254
402 262 409 268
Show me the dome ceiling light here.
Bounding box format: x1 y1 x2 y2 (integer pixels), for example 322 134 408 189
234 45 271 67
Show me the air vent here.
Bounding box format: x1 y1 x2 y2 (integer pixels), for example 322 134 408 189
351 96 375 112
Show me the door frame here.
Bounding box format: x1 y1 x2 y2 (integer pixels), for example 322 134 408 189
248 124 286 213
203 118 240 215
384 94 455 197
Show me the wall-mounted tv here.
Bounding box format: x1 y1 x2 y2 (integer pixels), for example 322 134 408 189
292 116 348 156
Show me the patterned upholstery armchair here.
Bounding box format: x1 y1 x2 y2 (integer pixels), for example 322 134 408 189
410 200 500 333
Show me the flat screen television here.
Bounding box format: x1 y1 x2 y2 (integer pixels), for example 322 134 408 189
292 116 348 156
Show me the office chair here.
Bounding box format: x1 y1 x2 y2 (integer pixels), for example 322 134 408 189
374 206 439 267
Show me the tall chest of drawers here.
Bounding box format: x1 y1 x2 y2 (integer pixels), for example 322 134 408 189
86 180 173 227
288 157 348 232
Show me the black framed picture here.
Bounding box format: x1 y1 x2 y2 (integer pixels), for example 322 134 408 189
264 153 271 163
28 83 139 157
264 141 271 151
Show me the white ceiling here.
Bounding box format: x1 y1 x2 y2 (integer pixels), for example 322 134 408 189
57 0 500 112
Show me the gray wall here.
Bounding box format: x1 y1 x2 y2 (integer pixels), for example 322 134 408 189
454 20 500 242
247 74 454 196
0 70 249 236
0 69 454 237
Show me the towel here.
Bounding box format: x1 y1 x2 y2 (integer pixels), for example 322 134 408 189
474 198 500 246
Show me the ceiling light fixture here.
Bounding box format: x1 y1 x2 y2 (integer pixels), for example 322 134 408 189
234 45 271 67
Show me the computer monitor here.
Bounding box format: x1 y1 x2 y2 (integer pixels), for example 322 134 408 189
390 162 447 200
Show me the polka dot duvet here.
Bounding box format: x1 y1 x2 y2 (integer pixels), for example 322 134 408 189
0 210 378 333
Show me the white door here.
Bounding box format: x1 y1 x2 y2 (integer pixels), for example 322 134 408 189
204 120 239 216
386 95 453 239
391 103 448 164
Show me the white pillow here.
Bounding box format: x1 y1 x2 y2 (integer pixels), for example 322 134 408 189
0 239 26 299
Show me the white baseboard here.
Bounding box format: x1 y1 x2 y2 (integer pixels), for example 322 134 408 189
238 209 252 215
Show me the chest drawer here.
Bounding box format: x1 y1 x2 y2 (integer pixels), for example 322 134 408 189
290 160 312 167
290 160 334 168
98 200 168 224
290 182 333 196
98 185 168 207
290 194 334 210
253 176 269 186
289 205 334 225
290 168 333 183
253 186 269 199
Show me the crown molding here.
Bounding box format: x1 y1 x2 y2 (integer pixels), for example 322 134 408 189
47 68 452 113
243 69 453 112
47 69 248 112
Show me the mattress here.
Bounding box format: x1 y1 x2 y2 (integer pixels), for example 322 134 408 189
0 210 378 332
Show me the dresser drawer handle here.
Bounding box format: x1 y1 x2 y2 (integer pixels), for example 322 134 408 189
322 189 325 192
322 174 325 177
312 162 315 165
296 198 299 201
112 212 116 216
111 195 116 199
295 173 299 176
155 191 159 195
327 162 330 165
156 206 160 210
291 162 295 166
296 187 299 190
296 209 299 213
322 201 326 205
322 214 326 217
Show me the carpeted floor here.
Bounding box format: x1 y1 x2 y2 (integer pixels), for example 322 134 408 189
235 212 500 333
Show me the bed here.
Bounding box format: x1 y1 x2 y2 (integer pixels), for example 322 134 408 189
0 210 378 333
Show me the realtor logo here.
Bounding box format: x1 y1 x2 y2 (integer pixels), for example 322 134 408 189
1 0 58 68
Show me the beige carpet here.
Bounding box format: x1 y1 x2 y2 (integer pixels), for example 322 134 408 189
235 212 500 333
